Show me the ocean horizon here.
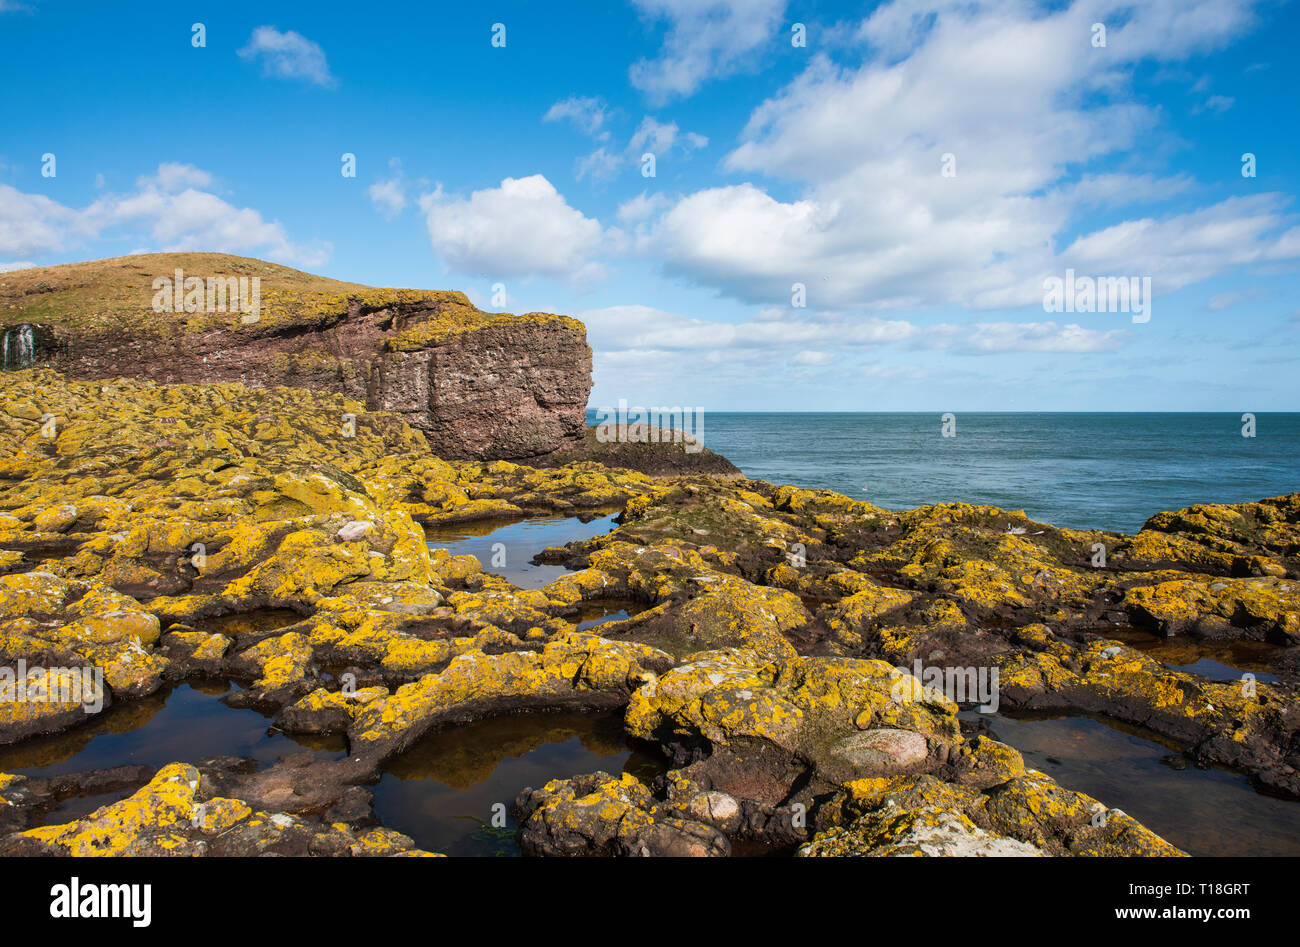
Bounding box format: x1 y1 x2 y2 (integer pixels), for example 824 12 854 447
586 410 1300 534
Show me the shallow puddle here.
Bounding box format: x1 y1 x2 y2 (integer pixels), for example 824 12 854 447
0 680 343 782
573 598 648 631
371 711 666 856
424 514 618 590
1167 657 1279 683
970 710 1300 856
44 787 148 825
578 608 630 630
1105 628 1280 682
189 608 305 638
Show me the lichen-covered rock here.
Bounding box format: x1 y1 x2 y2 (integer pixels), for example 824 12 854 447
514 770 729 857
605 577 808 660
348 632 673 760
625 649 959 776
0 762 439 856
158 627 231 677
0 370 660 719
276 684 390 734
225 631 317 706
799 806 1044 857
1135 494 1300 575
0 665 106 745
819 753 1184 858
1 358 1296 858
0 571 164 740
980 770 1183 856
1123 575 1300 641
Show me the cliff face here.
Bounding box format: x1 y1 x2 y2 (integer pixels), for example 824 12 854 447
0 253 591 461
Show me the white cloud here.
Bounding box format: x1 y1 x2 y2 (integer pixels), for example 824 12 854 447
95 191 330 268
545 101 705 180
630 0 1292 312
369 178 406 219
578 304 1125 358
929 320 1127 354
137 162 214 192
617 191 671 223
420 174 611 281
0 186 84 258
1066 173 1197 209
629 0 787 103
576 147 623 182
0 261 36 272
238 26 336 88
544 96 611 138
369 159 407 219
0 163 330 267
1057 195 1295 294
628 116 708 156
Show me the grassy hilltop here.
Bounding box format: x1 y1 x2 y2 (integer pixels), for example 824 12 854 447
0 252 578 343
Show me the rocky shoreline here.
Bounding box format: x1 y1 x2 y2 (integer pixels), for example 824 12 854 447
0 364 1295 856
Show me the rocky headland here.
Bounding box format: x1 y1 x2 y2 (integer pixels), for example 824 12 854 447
1 253 591 462
0 257 1296 858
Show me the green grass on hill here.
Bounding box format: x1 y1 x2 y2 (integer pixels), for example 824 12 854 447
0 252 582 343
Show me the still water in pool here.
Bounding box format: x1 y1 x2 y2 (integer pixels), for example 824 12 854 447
1104 627 1282 683
423 513 618 589
371 711 665 856
0 679 344 824
974 710 1300 856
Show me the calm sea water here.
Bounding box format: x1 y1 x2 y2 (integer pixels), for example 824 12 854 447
588 411 1300 534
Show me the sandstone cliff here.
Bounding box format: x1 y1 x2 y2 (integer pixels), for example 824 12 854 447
0 253 590 461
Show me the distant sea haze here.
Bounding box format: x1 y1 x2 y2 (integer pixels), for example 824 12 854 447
586 411 1300 534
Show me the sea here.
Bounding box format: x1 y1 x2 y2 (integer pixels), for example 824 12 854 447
588 411 1300 535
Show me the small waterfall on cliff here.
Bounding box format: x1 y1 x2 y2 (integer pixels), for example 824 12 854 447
1 324 37 371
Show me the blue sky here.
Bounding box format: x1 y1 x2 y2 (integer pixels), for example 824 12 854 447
2 0 1298 411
